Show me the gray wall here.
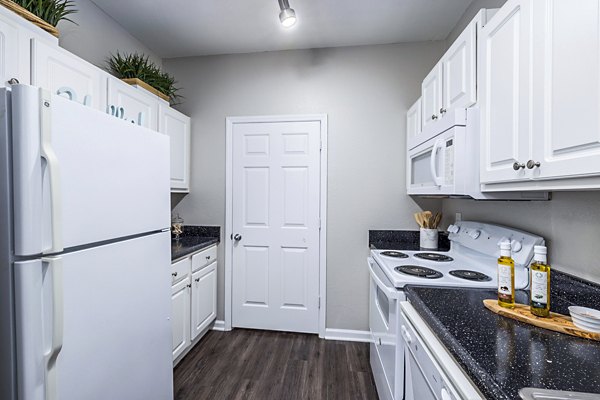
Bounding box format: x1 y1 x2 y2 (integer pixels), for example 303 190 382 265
57 0 161 70
165 42 445 331
446 0 507 45
443 193 600 284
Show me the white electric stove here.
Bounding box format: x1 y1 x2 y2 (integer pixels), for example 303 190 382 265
368 221 545 400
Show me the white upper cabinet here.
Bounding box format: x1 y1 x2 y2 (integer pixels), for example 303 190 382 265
530 0 600 180
0 14 21 86
441 17 477 112
31 39 108 110
159 104 191 192
421 11 483 132
406 98 422 149
480 0 533 184
421 64 443 131
107 78 159 130
481 0 600 190
0 6 57 86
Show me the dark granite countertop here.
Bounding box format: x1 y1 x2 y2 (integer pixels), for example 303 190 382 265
405 275 600 400
369 230 450 252
171 225 220 261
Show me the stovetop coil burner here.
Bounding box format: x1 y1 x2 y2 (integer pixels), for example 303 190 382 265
414 253 454 262
394 265 443 279
380 251 409 259
449 270 492 282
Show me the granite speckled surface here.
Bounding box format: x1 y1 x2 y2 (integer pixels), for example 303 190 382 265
405 279 600 400
369 230 450 252
171 225 220 261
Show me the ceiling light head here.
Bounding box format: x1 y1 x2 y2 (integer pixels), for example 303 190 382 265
278 0 297 28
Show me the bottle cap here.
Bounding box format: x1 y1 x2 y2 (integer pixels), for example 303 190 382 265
534 245 547 255
500 242 511 250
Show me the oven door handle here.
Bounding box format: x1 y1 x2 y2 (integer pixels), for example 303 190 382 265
368 258 399 300
429 137 444 187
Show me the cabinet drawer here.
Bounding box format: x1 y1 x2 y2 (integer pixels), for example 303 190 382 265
171 257 191 285
191 245 217 272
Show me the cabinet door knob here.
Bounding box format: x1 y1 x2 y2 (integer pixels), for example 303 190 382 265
187 284 192 288
526 160 541 169
513 162 526 171
206 255 211 260
439 108 447 114
172 272 178 277
431 114 438 120
195 278 200 282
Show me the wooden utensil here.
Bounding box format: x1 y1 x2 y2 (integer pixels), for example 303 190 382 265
432 212 442 229
414 213 423 228
423 211 432 229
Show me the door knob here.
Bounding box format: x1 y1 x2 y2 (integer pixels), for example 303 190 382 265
233 234 242 241
526 160 541 169
513 162 526 171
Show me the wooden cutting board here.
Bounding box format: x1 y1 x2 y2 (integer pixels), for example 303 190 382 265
483 299 600 342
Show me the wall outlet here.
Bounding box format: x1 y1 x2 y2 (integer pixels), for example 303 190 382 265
455 212 462 223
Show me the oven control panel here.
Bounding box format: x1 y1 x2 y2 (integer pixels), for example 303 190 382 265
447 221 545 267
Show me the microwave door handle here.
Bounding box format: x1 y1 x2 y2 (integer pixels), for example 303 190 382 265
429 138 444 187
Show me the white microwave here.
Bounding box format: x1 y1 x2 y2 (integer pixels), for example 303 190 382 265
406 108 547 200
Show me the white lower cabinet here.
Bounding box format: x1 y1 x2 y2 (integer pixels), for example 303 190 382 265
171 245 218 365
171 262 191 361
191 262 217 340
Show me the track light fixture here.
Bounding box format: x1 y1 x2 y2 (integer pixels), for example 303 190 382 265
278 0 297 28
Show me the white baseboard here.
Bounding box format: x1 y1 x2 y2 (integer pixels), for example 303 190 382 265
212 319 226 331
324 328 372 343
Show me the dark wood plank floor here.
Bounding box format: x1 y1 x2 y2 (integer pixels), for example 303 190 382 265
173 329 379 400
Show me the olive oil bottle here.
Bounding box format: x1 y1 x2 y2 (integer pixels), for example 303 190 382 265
530 245 551 317
497 242 515 309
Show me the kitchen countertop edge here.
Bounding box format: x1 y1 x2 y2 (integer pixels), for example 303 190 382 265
405 286 511 400
171 237 220 262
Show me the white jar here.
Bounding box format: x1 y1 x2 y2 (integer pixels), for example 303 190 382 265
420 228 438 249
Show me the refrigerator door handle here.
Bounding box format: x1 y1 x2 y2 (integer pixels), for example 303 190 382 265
40 90 63 254
42 256 64 400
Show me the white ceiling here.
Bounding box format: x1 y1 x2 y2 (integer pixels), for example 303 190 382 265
90 0 475 59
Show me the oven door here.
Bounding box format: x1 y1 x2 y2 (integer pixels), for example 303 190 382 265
407 127 464 196
368 258 399 400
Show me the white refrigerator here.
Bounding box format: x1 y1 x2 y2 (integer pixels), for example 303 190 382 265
0 84 174 400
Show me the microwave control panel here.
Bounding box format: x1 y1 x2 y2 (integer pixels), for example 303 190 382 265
444 139 454 185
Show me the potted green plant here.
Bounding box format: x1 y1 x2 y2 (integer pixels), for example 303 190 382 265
107 52 182 105
0 0 77 37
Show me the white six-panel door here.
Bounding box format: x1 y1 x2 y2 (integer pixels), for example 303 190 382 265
231 120 321 333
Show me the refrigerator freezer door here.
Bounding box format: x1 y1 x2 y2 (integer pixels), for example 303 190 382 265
10 85 170 256
14 231 173 400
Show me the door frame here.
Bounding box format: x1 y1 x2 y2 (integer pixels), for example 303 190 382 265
224 114 328 337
